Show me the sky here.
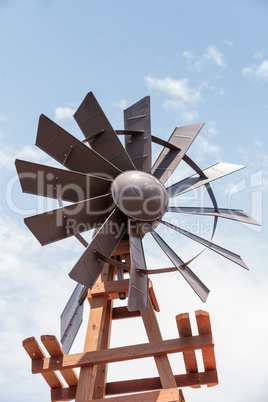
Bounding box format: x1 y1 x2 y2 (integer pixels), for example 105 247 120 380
0 0 268 401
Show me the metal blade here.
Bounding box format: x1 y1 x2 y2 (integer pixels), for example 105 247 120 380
124 96 151 173
150 230 209 302
15 159 112 203
152 123 204 183
74 92 135 171
69 208 125 289
160 220 249 270
167 162 245 198
24 193 113 246
60 284 87 353
127 219 149 311
36 114 121 178
168 206 260 226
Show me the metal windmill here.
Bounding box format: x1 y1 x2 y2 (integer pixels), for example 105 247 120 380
16 92 259 353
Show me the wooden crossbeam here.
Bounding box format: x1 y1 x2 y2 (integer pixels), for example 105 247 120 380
112 306 141 320
32 333 213 374
195 310 217 387
176 313 200 389
51 370 218 401
41 335 78 387
141 298 177 389
22 337 63 389
87 388 183 402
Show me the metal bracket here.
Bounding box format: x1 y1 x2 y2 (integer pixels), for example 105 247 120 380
93 250 130 272
82 129 105 143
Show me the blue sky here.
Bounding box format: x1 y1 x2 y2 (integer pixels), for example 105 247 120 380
0 0 268 401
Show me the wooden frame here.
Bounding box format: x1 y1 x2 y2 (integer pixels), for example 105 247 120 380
23 248 218 401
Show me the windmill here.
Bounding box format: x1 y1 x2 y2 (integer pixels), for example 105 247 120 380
16 92 259 354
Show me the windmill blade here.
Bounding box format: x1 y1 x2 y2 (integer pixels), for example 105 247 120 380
127 219 149 311
168 206 260 226
152 123 204 183
15 159 112 203
124 96 151 173
36 114 121 179
60 284 87 353
69 208 125 289
167 162 244 198
24 193 113 246
160 220 249 270
150 230 209 302
74 92 135 171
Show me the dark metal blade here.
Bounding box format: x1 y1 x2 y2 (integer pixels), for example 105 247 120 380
24 193 113 246
167 162 244 198
168 206 260 226
60 284 87 353
124 96 151 173
152 123 204 183
69 208 125 289
74 92 135 171
127 220 149 311
15 159 112 203
150 230 209 302
36 114 121 179
160 220 249 270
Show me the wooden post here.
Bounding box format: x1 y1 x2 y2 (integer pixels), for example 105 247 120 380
75 265 114 402
141 298 177 389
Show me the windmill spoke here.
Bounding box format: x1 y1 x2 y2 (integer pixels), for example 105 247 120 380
150 230 210 302
128 219 149 311
166 162 244 198
74 92 135 171
15 159 112 203
24 193 113 246
152 123 204 184
36 114 121 178
160 220 249 270
124 96 152 173
69 208 125 289
168 206 260 226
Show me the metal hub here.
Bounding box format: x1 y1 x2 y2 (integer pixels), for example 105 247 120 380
111 170 169 221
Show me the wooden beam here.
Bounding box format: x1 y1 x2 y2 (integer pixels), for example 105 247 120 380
112 239 130 256
149 280 160 312
176 313 200 388
41 335 78 387
106 370 218 395
75 272 109 401
32 333 214 374
141 299 177 389
93 266 115 399
112 306 141 320
22 337 63 389
88 388 182 402
195 310 217 387
51 370 218 401
90 278 129 298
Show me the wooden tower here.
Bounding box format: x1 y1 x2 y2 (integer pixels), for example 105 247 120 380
23 240 218 402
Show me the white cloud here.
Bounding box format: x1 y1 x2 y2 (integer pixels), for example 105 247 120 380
204 45 226 67
111 99 127 110
207 120 218 136
54 106 76 121
181 110 199 123
253 51 264 59
223 39 234 48
194 136 221 164
182 45 227 70
0 114 6 122
0 133 48 171
242 60 268 81
145 76 201 103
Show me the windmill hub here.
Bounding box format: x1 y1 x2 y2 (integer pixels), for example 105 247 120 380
111 170 169 221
